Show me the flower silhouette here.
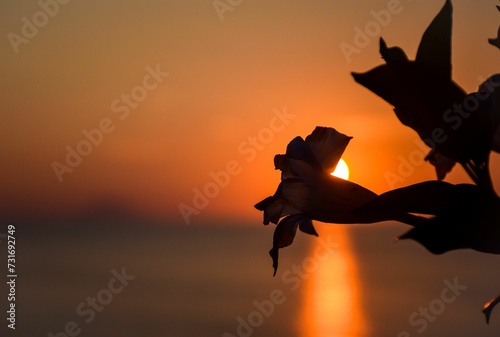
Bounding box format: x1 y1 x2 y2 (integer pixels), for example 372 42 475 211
255 0 500 325
352 0 498 191
255 127 423 275
425 75 500 181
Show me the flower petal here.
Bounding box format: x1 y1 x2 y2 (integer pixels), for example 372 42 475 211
415 0 452 78
274 154 296 180
285 136 318 166
379 37 408 64
274 154 288 170
272 215 300 249
276 136 321 179
255 179 310 225
298 217 318 236
352 64 423 130
479 74 500 141
304 127 352 173
425 150 456 180
269 216 299 276
269 214 312 276
352 64 466 144
278 160 382 223
254 195 283 225
489 35 500 50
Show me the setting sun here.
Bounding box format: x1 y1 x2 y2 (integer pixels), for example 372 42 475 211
331 159 350 180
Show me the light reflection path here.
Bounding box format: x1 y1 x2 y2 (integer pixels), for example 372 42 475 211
299 225 367 337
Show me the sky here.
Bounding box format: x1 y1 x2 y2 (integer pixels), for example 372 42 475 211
0 0 499 225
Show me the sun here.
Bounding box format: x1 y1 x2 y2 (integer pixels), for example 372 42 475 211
331 159 350 180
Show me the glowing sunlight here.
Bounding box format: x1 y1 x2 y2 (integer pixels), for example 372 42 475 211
300 225 367 337
331 159 350 180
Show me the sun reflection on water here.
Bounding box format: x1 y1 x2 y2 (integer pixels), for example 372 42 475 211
299 225 367 337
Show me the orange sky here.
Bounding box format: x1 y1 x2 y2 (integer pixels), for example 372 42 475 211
0 0 498 224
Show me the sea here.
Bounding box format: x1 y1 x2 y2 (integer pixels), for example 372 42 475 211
1 220 499 337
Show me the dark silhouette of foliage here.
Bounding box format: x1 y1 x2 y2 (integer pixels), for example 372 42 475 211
255 0 500 325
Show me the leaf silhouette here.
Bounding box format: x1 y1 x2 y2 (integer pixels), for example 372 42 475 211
356 181 481 216
356 181 500 254
398 196 500 254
